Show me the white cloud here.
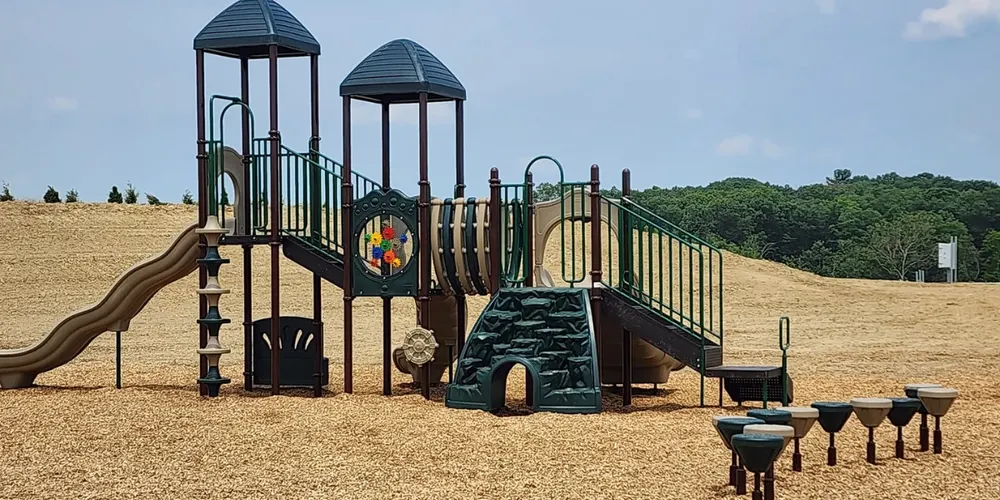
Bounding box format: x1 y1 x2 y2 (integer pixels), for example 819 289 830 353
716 135 754 156
816 0 836 15
903 0 1000 40
715 135 787 158
758 138 786 158
684 108 703 120
45 96 78 112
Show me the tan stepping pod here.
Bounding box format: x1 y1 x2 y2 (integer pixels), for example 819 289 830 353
851 397 894 464
918 387 959 454
776 406 819 438
744 424 795 455
917 387 958 417
776 406 819 472
850 397 893 428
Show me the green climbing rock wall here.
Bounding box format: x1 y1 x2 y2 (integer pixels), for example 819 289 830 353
445 287 601 414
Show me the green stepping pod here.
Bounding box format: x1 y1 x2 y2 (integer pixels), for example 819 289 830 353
732 433 786 474
746 409 792 426
445 288 601 414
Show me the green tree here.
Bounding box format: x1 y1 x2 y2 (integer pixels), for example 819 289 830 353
181 190 195 205
0 182 13 202
981 230 1000 282
65 189 79 203
124 183 138 204
108 186 123 203
145 193 166 206
43 186 61 203
867 212 940 280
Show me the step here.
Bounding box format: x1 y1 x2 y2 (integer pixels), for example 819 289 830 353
514 320 547 329
511 338 542 348
492 343 511 354
468 332 500 343
539 369 571 389
505 347 537 357
535 328 566 337
484 310 521 322
521 297 553 309
458 357 484 369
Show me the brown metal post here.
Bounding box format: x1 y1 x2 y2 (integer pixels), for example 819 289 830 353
309 54 323 398
489 168 501 294
240 56 253 392
267 45 282 396
589 165 603 369
342 95 354 394
454 99 467 367
523 172 535 405
195 49 208 396
524 171 534 287
381 101 392 396
621 168 632 406
418 93 432 400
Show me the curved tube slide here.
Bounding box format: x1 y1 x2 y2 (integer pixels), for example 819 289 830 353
0 223 201 389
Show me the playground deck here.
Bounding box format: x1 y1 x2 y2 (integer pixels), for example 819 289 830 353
1 202 997 499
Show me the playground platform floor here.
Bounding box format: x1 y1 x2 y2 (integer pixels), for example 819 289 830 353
1 202 998 500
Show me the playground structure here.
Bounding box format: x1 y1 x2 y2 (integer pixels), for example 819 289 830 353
1 0 806 415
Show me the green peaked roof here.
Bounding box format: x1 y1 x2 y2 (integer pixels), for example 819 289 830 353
340 39 466 104
194 0 320 59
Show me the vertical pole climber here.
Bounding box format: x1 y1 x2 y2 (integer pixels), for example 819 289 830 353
195 49 209 397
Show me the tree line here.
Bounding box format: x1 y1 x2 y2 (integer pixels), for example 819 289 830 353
534 169 1000 282
0 181 196 206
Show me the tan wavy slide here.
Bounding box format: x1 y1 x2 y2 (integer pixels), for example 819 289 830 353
0 223 200 389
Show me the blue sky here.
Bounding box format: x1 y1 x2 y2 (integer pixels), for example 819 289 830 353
1 0 999 201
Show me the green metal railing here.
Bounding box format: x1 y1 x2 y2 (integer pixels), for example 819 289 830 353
499 183 528 286
554 182 592 286
600 195 723 347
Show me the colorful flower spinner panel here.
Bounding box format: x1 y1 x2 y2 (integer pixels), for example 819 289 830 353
362 222 410 274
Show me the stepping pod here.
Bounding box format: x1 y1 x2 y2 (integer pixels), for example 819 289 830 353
811 402 853 466
917 387 959 454
777 406 819 471
888 398 921 459
732 433 786 500
905 383 941 451
744 424 793 500
716 416 765 495
712 416 738 488
850 398 893 464
746 409 793 500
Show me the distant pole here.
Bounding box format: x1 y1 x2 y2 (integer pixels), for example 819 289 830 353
115 331 122 389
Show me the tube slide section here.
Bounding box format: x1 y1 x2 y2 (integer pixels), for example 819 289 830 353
0 223 200 389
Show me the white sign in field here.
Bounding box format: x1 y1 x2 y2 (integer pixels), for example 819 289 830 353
937 242 954 269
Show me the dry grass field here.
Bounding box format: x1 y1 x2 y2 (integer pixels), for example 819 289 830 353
1 201 998 499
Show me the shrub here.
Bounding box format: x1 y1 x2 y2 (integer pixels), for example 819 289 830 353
124 182 138 204
108 186 123 203
43 186 61 203
146 193 166 206
65 189 79 203
0 182 12 202
181 190 195 205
